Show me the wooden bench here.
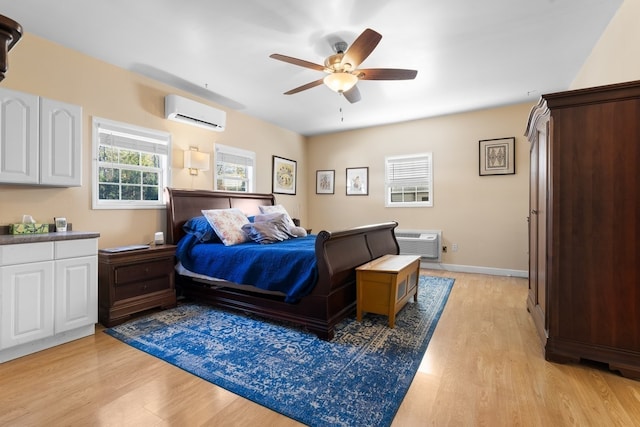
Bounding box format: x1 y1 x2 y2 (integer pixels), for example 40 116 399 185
356 254 421 328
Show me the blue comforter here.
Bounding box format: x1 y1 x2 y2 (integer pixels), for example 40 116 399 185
176 234 318 303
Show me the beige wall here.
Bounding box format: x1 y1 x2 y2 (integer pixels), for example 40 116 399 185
2 0 633 273
0 34 307 248
307 104 533 273
571 0 640 89
305 0 637 274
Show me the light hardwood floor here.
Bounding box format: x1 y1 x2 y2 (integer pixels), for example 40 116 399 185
1 271 639 426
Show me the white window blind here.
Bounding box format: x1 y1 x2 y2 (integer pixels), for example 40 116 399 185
215 143 255 192
385 153 433 207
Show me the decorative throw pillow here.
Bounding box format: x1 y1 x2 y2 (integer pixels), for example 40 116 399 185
201 208 250 246
253 212 286 224
182 216 220 243
258 204 295 228
289 226 308 237
242 220 293 244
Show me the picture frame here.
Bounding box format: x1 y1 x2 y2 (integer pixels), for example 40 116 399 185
272 155 297 195
479 137 515 176
346 167 368 195
316 170 335 194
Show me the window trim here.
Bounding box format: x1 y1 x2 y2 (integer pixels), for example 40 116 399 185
385 152 433 208
92 116 171 210
214 143 256 193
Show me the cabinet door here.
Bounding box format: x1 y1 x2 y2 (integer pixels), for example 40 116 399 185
40 97 82 186
0 261 54 349
527 118 549 342
0 87 39 184
55 255 97 333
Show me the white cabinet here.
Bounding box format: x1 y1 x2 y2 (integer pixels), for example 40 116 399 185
0 238 98 362
0 88 39 184
0 87 82 186
54 239 97 333
40 98 82 186
1 259 54 349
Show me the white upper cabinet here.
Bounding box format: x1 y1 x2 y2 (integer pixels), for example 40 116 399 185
0 87 39 184
40 98 82 186
0 88 82 186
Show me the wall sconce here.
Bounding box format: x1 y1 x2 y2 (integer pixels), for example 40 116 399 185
183 146 210 176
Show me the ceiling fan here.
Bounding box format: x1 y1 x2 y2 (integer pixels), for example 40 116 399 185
269 28 417 103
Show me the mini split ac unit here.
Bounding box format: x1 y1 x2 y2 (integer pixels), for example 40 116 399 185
165 94 226 131
395 230 442 262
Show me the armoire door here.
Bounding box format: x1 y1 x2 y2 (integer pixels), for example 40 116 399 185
527 116 548 342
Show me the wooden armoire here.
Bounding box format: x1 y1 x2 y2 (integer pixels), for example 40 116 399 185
526 80 640 380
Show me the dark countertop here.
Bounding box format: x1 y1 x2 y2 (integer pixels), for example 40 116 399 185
0 231 100 245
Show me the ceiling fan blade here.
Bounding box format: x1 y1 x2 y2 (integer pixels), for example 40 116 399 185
343 86 361 104
341 28 382 69
269 53 326 72
283 78 325 95
357 68 418 80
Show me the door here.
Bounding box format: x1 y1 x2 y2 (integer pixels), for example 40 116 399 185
527 115 549 341
0 87 39 184
40 97 82 186
0 261 54 349
54 255 97 333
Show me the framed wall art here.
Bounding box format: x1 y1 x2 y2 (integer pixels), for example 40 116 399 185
346 167 368 195
272 155 297 195
316 170 335 194
479 137 515 176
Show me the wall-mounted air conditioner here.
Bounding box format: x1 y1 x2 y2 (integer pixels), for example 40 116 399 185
395 229 442 262
165 94 226 131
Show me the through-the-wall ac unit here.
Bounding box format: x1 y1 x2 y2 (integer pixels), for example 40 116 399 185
395 229 442 262
165 94 226 131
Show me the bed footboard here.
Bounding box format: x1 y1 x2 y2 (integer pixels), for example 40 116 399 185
309 222 400 336
314 222 399 295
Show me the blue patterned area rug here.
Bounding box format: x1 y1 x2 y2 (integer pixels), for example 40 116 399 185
106 275 454 427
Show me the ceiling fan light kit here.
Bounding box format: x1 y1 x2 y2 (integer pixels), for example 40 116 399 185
324 72 358 93
270 28 417 103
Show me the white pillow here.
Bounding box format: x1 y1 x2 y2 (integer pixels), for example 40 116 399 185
201 208 250 246
258 204 295 228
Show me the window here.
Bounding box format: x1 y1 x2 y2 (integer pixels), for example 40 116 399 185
214 143 255 192
92 117 171 209
385 153 433 207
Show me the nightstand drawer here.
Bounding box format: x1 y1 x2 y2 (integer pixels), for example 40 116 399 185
115 276 171 300
114 259 173 285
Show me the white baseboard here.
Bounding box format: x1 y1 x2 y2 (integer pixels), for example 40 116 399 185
420 261 528 278
0 324 95 363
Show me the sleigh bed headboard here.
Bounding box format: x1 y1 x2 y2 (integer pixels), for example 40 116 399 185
164 188 275 245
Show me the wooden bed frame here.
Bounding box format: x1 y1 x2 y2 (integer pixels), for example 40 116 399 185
165 187 399 340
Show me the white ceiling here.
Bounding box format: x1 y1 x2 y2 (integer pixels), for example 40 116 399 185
0 0 622 136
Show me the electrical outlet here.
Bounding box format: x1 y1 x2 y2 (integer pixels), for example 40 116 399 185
452 243 458 252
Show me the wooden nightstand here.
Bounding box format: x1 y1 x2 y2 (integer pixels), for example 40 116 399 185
98 244 177 327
